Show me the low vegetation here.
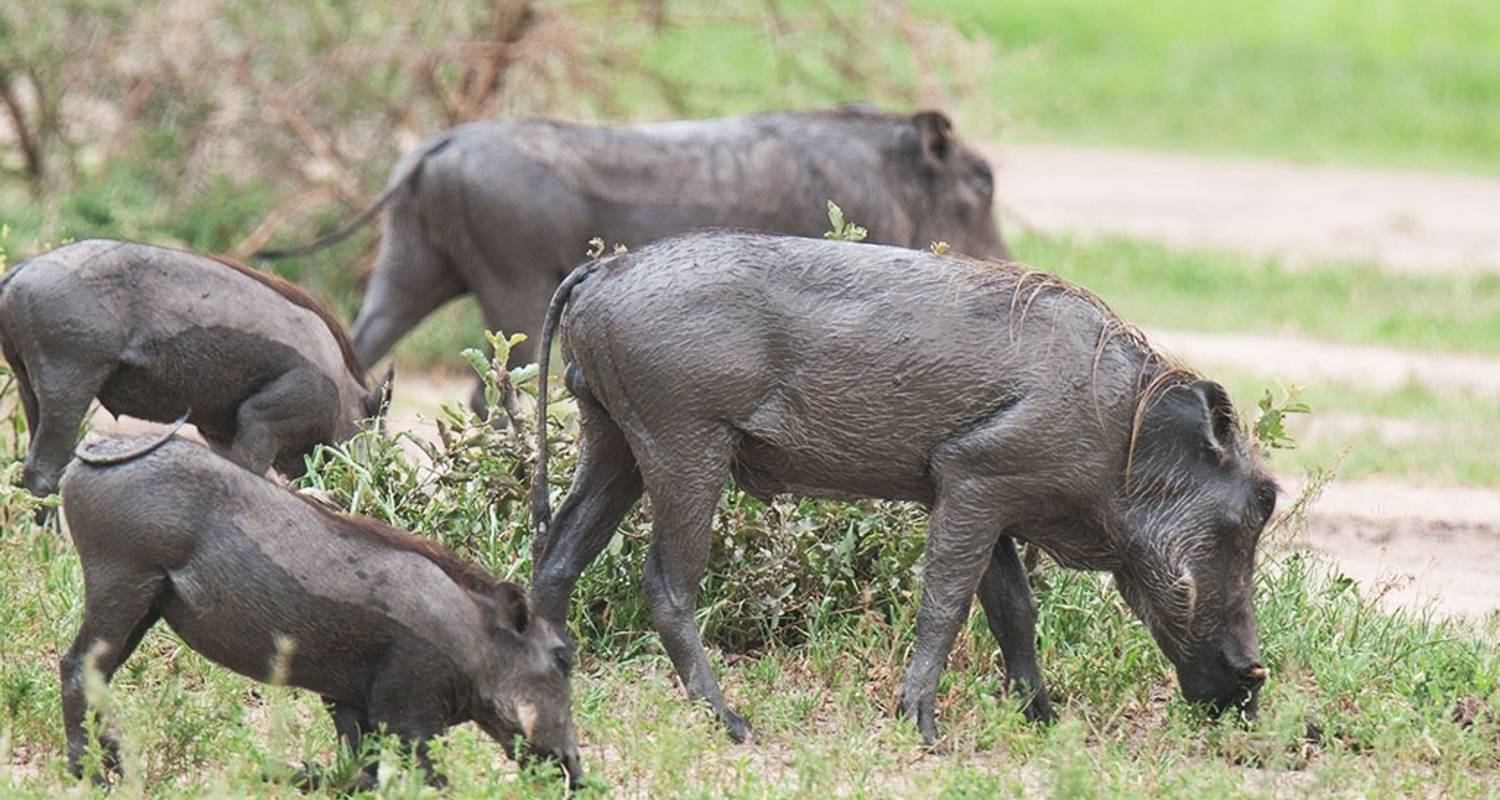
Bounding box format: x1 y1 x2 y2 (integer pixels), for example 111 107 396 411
1019 233 1500 358
911 0 1500 172
1 351 1495 797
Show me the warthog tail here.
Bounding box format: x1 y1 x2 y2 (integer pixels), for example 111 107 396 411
252 135 456 260
530 258 612 557
73 414 189 466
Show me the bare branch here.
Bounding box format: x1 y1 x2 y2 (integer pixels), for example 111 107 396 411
0 68 44 183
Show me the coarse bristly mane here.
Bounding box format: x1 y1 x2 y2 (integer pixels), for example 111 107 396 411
301 497 501 594
207 254 368 388
953 255 1210 484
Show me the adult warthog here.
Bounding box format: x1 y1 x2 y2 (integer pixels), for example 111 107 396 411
256 107 1007 413
0 239 388 497
61 431 582 788
530 232 1277 744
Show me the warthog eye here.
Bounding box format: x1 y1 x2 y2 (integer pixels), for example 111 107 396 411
1254 480 1278 523
552 645 574 676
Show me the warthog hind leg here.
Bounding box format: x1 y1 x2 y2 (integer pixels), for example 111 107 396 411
635 423 752 742
532 388 643 624
62 571 165 781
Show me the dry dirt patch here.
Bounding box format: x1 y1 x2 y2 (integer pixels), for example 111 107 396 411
991 143 1500 274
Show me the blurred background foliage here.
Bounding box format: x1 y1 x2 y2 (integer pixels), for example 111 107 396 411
0 0 982 309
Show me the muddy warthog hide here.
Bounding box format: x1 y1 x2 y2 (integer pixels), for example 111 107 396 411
59 432 581 788
0 239 389 497
529 231 1277 745
256 106 1006 415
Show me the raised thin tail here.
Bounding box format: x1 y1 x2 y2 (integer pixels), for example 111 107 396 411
73 414 189 466
252 135 455 260
530 260 608 553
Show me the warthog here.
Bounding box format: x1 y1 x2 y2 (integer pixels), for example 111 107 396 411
256 106 1007 414
530 232 1277 744
60 431 582 788
0 239 389 498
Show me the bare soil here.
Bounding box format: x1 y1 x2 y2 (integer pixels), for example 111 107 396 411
1147 328 1500 397
991 143 1500 274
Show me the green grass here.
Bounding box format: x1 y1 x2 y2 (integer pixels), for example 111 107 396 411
1016 232 1500 356
2 372 1497 797
913 0 1500 173
633 0 1500 172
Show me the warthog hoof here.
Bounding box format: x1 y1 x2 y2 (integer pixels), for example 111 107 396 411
898 690 941 748
1013 682 1055 724
68 735 123 786
721 706 755 744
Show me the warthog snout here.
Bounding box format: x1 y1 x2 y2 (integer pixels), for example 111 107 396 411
561 749 585 791
1179 643 1269 719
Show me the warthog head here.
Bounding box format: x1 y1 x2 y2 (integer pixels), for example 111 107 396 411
903 111 1009 261
472 582 583 788
1112 378 1278 717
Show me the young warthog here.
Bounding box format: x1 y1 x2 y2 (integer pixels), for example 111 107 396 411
256 106 1006 414
531 232 1277 745
0 239 389 497
60 432 582 788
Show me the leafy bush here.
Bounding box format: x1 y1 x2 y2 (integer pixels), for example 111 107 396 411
296 333 931 657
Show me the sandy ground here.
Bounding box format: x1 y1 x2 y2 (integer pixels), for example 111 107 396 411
991 143 1500 274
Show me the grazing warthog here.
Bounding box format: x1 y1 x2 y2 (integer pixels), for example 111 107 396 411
60 432 582 788
0 239 389 497
256 107 1007 414
530 232 1277 745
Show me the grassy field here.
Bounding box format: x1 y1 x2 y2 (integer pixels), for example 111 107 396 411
2 374 1497 798
1016 233 1500 357
917 0 1500 172
3 3 1498 795
636 0 1500 172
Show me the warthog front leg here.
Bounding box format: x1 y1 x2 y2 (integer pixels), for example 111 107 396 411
897 480 1004 746
977 535 1055 723
306 698 377 792
367 675 449 787
231 370 323 477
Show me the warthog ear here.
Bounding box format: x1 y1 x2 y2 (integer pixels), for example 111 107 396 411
485 581 533 637
913 110 954 168
1190 380 1238 462
365 365 395 419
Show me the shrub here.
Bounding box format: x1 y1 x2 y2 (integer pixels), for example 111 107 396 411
295 334 932 657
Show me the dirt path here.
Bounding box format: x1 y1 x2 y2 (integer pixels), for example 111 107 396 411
1146 327 1500 397
990 143 1500 274
1290 479 1500 617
